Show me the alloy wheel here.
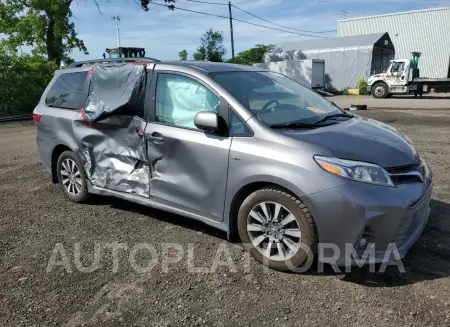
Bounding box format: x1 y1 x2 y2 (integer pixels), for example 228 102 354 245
247 201 302 261
60 158 82 196
374 85 386 97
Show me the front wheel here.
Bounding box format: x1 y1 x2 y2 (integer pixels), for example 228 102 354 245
56 151 90 203
237 188 318 271
372 82 389 98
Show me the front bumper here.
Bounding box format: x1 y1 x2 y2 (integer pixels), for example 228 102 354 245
303 177 433 266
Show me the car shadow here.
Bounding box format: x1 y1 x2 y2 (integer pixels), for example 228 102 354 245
88 195 450 287
86 194 229 241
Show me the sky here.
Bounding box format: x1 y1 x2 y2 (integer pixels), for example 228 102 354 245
70 0 450 61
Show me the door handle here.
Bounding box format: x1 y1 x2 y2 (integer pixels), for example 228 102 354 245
146 132 164 143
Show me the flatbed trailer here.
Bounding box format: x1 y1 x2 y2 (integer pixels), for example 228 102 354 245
413 78 450 93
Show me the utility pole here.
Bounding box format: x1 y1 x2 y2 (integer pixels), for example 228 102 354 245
112 15 121 48
228 1 235 59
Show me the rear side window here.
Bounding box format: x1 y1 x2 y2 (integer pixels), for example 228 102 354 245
45 72 88 109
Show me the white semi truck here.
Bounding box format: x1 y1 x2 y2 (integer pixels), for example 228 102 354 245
367 52 450 98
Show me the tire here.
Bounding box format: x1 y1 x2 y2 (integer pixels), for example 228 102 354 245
371 82 389 99
237 188 318 271
56 151 90 203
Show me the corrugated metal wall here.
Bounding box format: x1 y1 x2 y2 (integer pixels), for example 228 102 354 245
338 7 450 78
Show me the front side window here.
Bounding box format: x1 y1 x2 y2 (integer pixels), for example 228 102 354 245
155 73 220 130
212 71 341 126
390 62 405 73
45 72 88 109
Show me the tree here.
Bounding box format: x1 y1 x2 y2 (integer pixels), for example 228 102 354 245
193 28 226 62
178 49 188 61
0 50 57 116
227 44 275 66
0 0 177 66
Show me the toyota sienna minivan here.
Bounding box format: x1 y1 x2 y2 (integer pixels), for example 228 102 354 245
34 61 432 270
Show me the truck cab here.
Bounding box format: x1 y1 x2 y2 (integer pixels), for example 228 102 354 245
104 47 146 59
368 59 413 98
367 52 433 98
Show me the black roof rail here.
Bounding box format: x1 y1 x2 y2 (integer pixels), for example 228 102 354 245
67 57 161 68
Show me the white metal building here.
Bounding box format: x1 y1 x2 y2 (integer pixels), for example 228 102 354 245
338 7 450 79
263 33 395 91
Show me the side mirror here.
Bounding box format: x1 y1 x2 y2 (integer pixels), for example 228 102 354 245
194 111 219 132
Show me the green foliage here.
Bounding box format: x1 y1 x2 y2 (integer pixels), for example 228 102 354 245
227 44 275 66
0 0 88 66
0 52 57 116
0 0 177 66
358 79 369 95
342 80 369 95
193 29 226 62
140 0 176 11
178 49 188 61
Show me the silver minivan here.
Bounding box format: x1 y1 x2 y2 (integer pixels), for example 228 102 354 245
34 61 432 270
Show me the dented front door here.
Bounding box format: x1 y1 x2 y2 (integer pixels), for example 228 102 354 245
145 72 231 221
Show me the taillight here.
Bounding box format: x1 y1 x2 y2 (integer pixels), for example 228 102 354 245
33 113 41 123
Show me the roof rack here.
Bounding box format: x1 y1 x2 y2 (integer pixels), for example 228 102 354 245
67 57 161 68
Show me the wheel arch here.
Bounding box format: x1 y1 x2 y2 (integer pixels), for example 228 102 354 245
227 180 301 240
51 144 74 183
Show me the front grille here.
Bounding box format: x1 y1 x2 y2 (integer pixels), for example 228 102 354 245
385 164 416 174
386 163 425 185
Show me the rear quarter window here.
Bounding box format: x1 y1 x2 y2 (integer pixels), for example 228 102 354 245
45 72 88 109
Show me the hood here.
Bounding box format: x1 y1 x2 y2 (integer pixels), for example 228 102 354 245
278 117 419 168
371 73 387 78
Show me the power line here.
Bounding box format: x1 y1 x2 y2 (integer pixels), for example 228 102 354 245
184 0 228 5
232 4 337 34
183 0 336 34
149 2 328 38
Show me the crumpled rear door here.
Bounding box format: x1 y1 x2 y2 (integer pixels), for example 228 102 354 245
74 115 150 197
73 63 150 198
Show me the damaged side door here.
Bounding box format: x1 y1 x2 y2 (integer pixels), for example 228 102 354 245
145 72 232 221
74 63 151 198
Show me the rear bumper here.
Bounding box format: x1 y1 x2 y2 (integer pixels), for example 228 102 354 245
303 177 433 266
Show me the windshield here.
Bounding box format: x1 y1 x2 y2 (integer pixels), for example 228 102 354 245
212 71 341 126
108 49 121 59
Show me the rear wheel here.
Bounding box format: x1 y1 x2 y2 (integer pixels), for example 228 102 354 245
372 82 389 98
237 188 318 271
56 151 90 203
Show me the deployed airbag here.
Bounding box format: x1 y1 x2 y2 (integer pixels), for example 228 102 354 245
155 74 220 129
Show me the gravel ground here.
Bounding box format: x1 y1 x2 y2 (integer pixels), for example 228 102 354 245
1 108 450 327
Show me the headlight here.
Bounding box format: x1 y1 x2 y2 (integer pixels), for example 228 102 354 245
314 156 394 187
422 158 432 179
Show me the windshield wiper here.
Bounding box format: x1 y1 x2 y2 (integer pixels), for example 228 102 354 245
268 113 353 129
312 113 353 125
